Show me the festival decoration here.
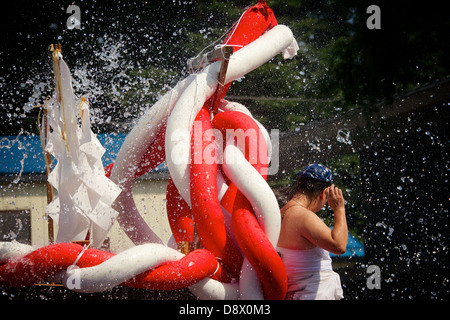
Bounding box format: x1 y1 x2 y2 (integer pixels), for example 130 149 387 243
0 1 298 300
44 44 122 247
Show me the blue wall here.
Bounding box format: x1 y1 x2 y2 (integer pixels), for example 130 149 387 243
0 133 167 175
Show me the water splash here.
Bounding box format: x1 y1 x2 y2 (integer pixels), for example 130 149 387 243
0 130 27 184
336 128 351 145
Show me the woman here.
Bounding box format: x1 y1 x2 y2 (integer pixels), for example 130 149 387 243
277 163 348 300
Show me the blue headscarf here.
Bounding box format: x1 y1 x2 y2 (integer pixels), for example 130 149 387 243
297 163 333 184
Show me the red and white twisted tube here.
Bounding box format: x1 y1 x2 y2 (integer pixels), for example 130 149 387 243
1 6 297 299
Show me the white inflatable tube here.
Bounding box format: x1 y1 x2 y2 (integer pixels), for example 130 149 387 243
111 75 195 185
216 170 229 202
0 242 35 264
62 243 183 293
189 278 240 300
222 136 281 300
223 25 295 85
112 181 164 245
239 258 264 300
110 75 195 245
222 138 281 246
218 100 253 117
165 72 216 205
165 25 294 205
60 242 239 300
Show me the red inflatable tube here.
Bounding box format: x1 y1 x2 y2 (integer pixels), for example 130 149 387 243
0 243 228 291
220 183 238 214
210 1 278 110
134 123 167 179
0 243 117 287
223 0 278 53
123 249 218 290
212 109 267 214
166 177 195 243
232 192 287 300
190 107 243 278
0 243 85 287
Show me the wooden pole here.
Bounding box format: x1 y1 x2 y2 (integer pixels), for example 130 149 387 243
42 107 54 244
212 46 234 115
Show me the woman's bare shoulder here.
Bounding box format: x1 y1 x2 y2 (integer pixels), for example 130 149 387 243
282 202 314 221
278 202 318 249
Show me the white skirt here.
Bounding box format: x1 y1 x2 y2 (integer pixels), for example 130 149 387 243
285 270 344 300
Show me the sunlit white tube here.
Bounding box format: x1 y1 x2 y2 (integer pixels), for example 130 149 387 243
62 243 183 293
216 170 229 202
239 258 264 300
0 242 35 264
189 278 240 300
221 136 281 300
224 25 295 85
60 242 239 300
110 75 195 245
165 72 216 205
222 137 281 246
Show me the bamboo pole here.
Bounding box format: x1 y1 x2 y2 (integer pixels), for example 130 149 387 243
42 107 55 244
212 46 233 115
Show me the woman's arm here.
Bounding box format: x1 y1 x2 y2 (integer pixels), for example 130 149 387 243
327 185 348 254
297 185 348 255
